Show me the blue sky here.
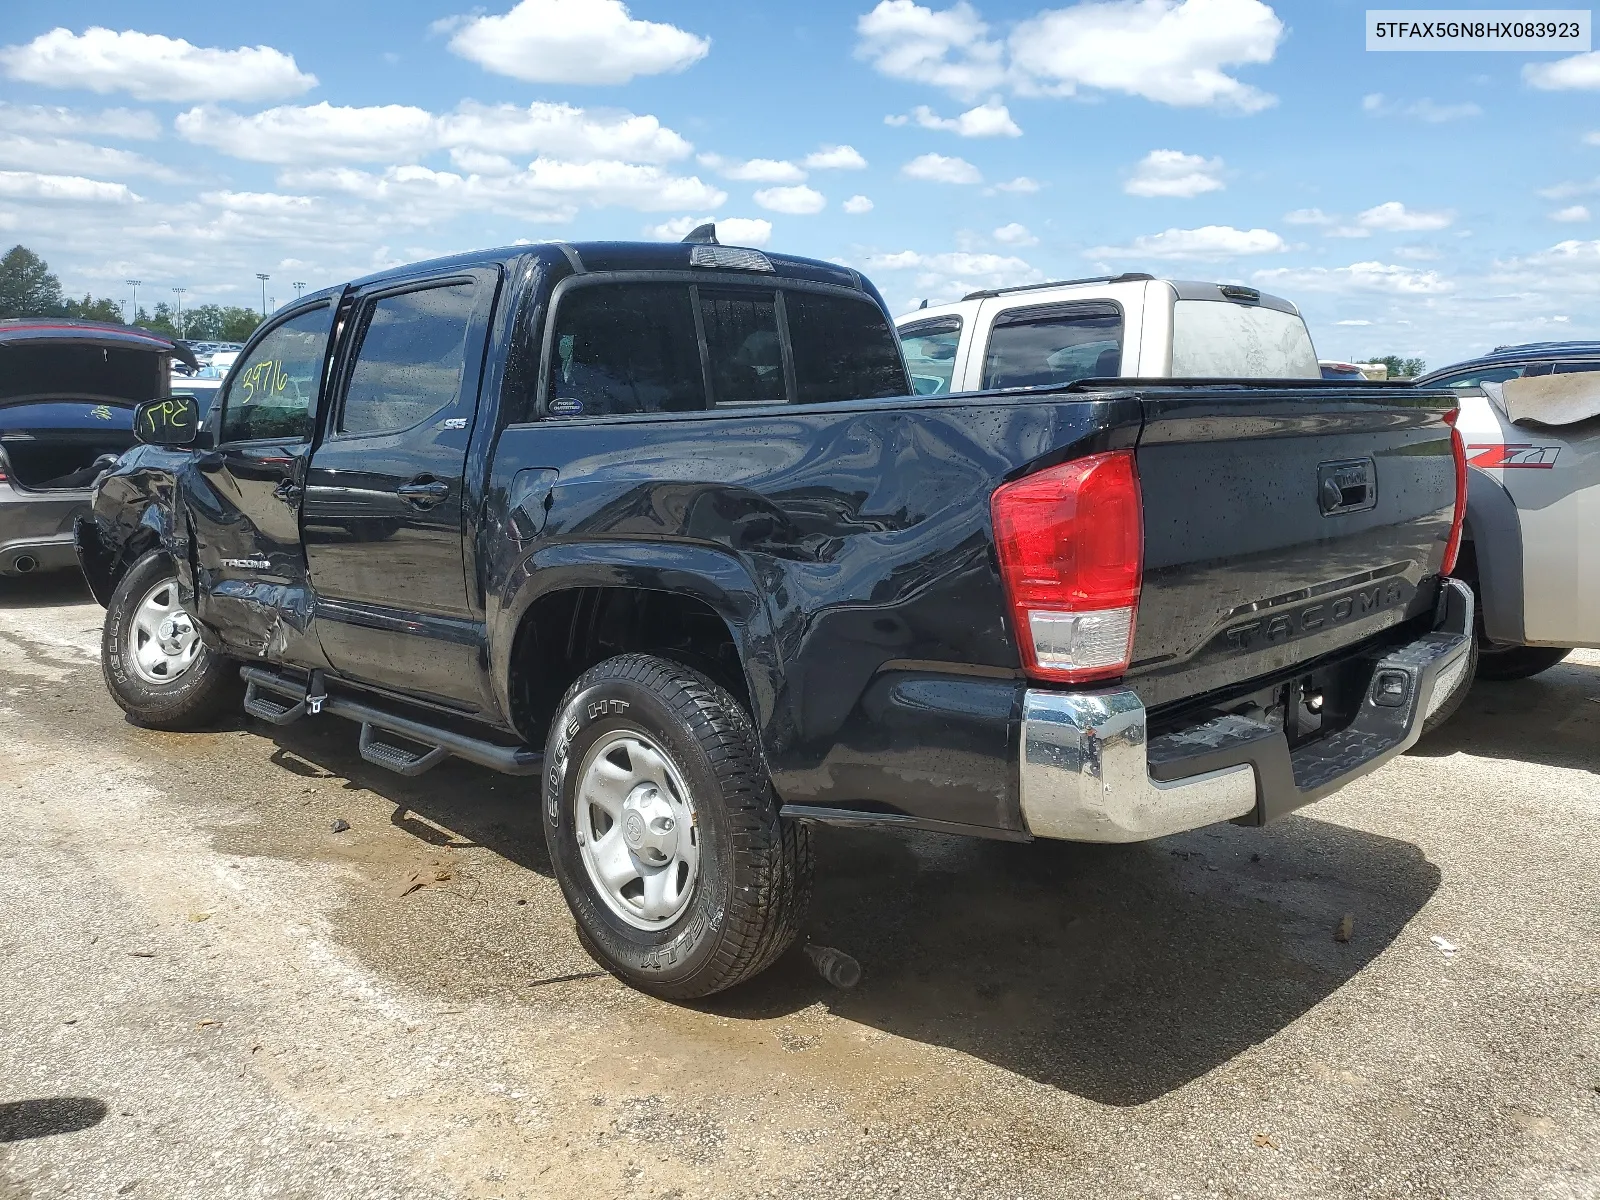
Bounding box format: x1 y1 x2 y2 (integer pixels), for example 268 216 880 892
2 0 1598 368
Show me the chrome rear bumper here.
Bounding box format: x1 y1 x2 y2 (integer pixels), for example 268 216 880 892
1019 579 1474 843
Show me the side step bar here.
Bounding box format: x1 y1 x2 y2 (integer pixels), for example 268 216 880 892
239 666 543 777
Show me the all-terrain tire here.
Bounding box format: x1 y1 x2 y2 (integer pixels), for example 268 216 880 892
542 653 813 1000
102 551 242 730
1474 642 1571 682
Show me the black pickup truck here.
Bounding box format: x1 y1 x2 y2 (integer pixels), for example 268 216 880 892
77 231 1473 998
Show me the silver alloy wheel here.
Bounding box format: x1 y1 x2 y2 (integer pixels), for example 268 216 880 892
573 729 699 931
128 577 202 686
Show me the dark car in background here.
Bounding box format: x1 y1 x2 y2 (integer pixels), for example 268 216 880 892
0 319 196 576
1417 340 1600 389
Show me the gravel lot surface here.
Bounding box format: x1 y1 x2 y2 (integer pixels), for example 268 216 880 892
1 571 1596 1200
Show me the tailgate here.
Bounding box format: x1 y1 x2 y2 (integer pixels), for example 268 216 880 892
1127 384 1457 710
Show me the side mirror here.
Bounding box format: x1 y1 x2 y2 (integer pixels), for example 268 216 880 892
134 394 200 447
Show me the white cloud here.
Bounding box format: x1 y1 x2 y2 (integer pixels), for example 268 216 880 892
865 247 1044 308
1009 0 1282 111
1524 51 1600 90
0 27 316 102
1491 239 1600 295
902 97 1021 137
1088 224 1287 260
993 175 1041 193
1252 261 1453 295
993 221 1037 245
178 100 693 166
855 1 1007 97
1124 149 1224 198
804 145 868 169
843 194 875 214
1405 99 1482 122
1552 205 1591 222
1284 207 1335 226
752 184 826 214
1363 93 1482 121
0 134 176 181
0 170 140 205
699 154 806 183
442 0 709 85
178 103 436 165
644 215 772 246
281 158 726 220
438 101 691 162
857 0 1282 110
0 102 160 140
903 152 982 184
1585 131 1600 146
1539 177 1600 201
1356 200 1453 232
1335 319 1372 326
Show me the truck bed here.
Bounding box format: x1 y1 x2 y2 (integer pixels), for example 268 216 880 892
485 377 1459 833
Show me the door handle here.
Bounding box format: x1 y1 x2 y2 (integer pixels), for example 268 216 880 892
273 479 303 503
396 477 451 508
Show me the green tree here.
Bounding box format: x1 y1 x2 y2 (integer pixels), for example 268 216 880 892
138 301 179 337
62 293 126 323
0 244 65 318
1368 354 1426 379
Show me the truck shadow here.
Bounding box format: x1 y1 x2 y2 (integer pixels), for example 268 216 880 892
247 715 1436 1107
1409 658 1600 774
710 816 1439 1107
257 717 553 877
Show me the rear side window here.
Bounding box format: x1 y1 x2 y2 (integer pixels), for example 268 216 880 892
548 284 705 416
899 317 962 395
220 304 333 443
1554 361 1600 374
700 287 784 406
982 304 1122 390
341 282 477 435
1171 300 1319 378
784 290 908 404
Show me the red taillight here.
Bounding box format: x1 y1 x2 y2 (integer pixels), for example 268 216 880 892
991 450 1143 684
1441 407 1467 576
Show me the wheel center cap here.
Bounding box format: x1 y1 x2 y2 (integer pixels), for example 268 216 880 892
157 615 192 654
620 784 677 864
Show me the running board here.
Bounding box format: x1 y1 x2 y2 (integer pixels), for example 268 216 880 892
239 666 543 777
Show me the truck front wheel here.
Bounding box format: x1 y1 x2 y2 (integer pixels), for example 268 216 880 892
102 551 242 730
542 653 812 999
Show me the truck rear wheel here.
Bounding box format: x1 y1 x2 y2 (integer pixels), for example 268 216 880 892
102 551 241 730
542 653 812 999
1475 642 1570 682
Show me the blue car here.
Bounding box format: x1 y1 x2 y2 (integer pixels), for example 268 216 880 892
0 319 197 576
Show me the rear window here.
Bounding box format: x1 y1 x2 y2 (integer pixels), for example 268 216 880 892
1171 300 1319 378
784 289 908 405
543 282 908 416
982 304 1122 390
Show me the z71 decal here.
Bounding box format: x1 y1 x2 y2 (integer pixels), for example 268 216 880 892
1467 443 1560 469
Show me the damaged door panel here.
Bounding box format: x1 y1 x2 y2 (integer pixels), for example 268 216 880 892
184 302 336 663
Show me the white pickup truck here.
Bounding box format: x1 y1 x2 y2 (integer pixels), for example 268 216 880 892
895 273 1322 392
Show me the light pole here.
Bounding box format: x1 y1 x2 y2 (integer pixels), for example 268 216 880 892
256 273 270 317
293 281 306 301
171 287 186 338
125 279 141 324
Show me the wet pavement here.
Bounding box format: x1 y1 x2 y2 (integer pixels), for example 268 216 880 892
1 570 1596 1199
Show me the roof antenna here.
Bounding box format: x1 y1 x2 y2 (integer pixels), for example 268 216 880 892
918 299 928 309
681 222 719 245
